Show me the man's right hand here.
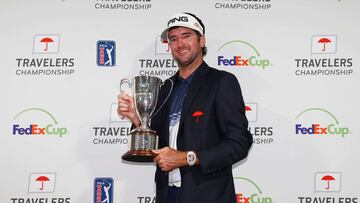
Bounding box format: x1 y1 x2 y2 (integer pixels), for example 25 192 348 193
117 91 141 127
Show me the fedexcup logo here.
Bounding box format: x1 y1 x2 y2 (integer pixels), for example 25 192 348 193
234 177 274 203
218 40 270 69
12 108 68 138
295 108 350 138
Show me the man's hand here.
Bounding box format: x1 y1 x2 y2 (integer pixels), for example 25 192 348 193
117 91 140 127
153 147 187 172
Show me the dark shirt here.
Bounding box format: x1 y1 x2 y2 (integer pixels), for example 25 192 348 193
168 72 196 127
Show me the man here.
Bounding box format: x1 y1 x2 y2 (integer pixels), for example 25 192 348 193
118 12 252 203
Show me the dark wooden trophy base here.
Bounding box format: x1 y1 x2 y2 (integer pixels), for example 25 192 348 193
122 150 155 162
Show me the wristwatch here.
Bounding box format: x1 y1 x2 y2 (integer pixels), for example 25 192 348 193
187 151 196 166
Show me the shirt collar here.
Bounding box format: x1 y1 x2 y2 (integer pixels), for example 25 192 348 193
174 66 200 86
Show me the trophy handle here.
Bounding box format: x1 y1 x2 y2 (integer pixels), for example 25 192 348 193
150 78 174 119
120 78 132 92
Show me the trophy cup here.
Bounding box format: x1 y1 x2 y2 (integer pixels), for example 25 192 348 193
120 76 167 162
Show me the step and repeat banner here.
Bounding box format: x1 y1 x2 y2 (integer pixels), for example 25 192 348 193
1 0 359 202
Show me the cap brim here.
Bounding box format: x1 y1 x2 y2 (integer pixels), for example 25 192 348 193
160 24 203 42
160 28 169 42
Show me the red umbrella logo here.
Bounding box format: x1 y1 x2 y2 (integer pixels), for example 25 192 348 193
321 175 335 190
40 37 54 51
245 106 252 111
317 38 331 52
162 39 170 52
36 176 50 190
192 111 204 123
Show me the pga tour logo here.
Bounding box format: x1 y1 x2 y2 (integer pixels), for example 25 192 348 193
311 35 337 54
94 177 113 203
155 36 171 55
97 40 116 67
33 34 60 54
315 172 341 192
28 173 56 193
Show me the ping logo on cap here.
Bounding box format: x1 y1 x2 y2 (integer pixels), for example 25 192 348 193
168 16 189 26
161 12 204 41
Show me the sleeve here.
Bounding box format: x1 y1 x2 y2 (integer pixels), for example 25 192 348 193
196 72 253 175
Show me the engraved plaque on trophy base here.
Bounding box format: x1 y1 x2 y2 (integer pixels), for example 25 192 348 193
121 129 158 162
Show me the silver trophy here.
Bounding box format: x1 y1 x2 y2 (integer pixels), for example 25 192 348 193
120 76 172 162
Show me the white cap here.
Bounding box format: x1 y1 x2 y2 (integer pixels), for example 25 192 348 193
160 13 204 42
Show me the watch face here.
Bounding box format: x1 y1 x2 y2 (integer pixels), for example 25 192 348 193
188 154 195 162
187 151 196 166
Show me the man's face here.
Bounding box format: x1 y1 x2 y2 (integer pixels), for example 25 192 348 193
167 27 205 68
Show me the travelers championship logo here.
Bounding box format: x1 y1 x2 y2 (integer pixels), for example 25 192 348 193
15 34 75 76
214 0 272 10
155 36 171 55
217 40 271 70
245 103 258 122
294 34 354 76
138 36 177 78
91 103 130 145
315 172 341 192
295 108 350 138
234 177 274 203
33 35 60 54
94 0 152 10
245 103 274 145
94 177 113 203
10 173 71 203
12 108 68 138
28 173 56 193
297 172 357 203
137 196 156 203
311 35 337 55
97 40 116 67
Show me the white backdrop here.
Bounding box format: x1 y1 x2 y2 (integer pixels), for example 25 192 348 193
1 0 359 202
